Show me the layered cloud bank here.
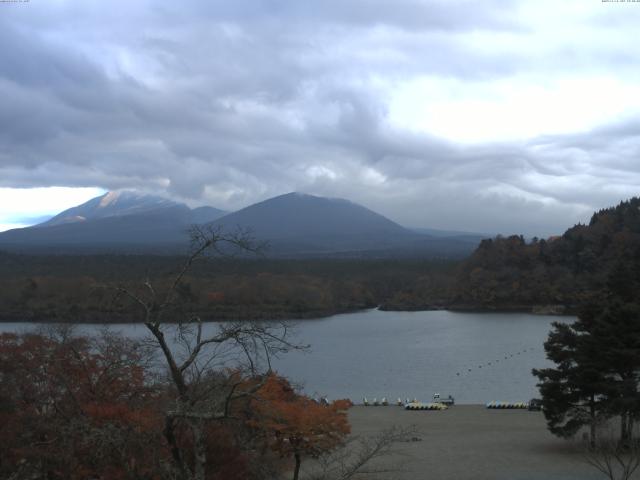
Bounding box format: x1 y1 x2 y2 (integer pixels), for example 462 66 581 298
1 0 639 235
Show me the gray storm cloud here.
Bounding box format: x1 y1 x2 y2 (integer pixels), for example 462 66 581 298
0 0 639 236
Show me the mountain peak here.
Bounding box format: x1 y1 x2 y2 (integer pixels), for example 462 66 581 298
0 191 228 250
97 190 142 207
275 191 354 205
39 190 182 227
212 192 409 252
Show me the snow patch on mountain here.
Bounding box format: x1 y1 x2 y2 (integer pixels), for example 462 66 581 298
99 191 121 208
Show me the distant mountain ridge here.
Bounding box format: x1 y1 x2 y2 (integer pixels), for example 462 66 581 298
209 192 481 257
37 191 226 227
0 191 227 252
0 191 483 257
207 192 409 255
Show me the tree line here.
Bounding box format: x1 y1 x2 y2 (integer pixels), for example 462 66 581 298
450 197 640 312
0 253 455 322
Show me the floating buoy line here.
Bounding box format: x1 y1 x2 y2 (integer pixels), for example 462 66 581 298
405 402 448 411
331 346 542 410
486 401 529 409
454 347 538 378
358 396 538 411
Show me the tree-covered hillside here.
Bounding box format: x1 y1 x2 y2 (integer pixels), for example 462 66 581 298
449 198 640 312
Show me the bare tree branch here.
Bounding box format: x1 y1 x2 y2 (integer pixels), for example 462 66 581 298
306 426 418 480
583 432 640 480
111 225 301 480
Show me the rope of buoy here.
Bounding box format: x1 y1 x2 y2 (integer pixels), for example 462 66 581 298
405 402 448 411
486 401 528 409
457 346 539 378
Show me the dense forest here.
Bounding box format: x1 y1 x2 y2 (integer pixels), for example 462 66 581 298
447 197 640 313
0 254 455 322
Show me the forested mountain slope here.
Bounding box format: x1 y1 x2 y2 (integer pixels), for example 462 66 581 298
449 198 640 312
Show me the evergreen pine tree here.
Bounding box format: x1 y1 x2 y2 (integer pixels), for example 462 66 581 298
533 320 608 446
534 257 640 445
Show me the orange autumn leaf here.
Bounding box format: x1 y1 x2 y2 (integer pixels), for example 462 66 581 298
249 374 351 459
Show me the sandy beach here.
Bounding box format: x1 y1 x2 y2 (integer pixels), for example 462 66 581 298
346 405 610 480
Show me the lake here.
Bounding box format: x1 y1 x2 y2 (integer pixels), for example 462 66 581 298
0 309 568 404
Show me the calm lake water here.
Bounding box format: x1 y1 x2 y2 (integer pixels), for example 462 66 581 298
0 309 569 404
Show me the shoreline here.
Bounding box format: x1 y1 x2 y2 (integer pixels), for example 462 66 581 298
380 303 574 316
0 305 371 324
0 303 573 324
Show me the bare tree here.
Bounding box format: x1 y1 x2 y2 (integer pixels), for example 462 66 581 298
305 426 418 480
583 432 640 480
116 225 303 480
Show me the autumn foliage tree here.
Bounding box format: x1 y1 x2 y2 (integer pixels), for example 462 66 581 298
248 375 351 480
0 329 162 479
0 330 357 480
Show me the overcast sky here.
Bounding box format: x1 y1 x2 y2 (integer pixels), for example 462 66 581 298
1 0 639 235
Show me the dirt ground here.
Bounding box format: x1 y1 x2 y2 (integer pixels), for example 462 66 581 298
344 405 616 480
